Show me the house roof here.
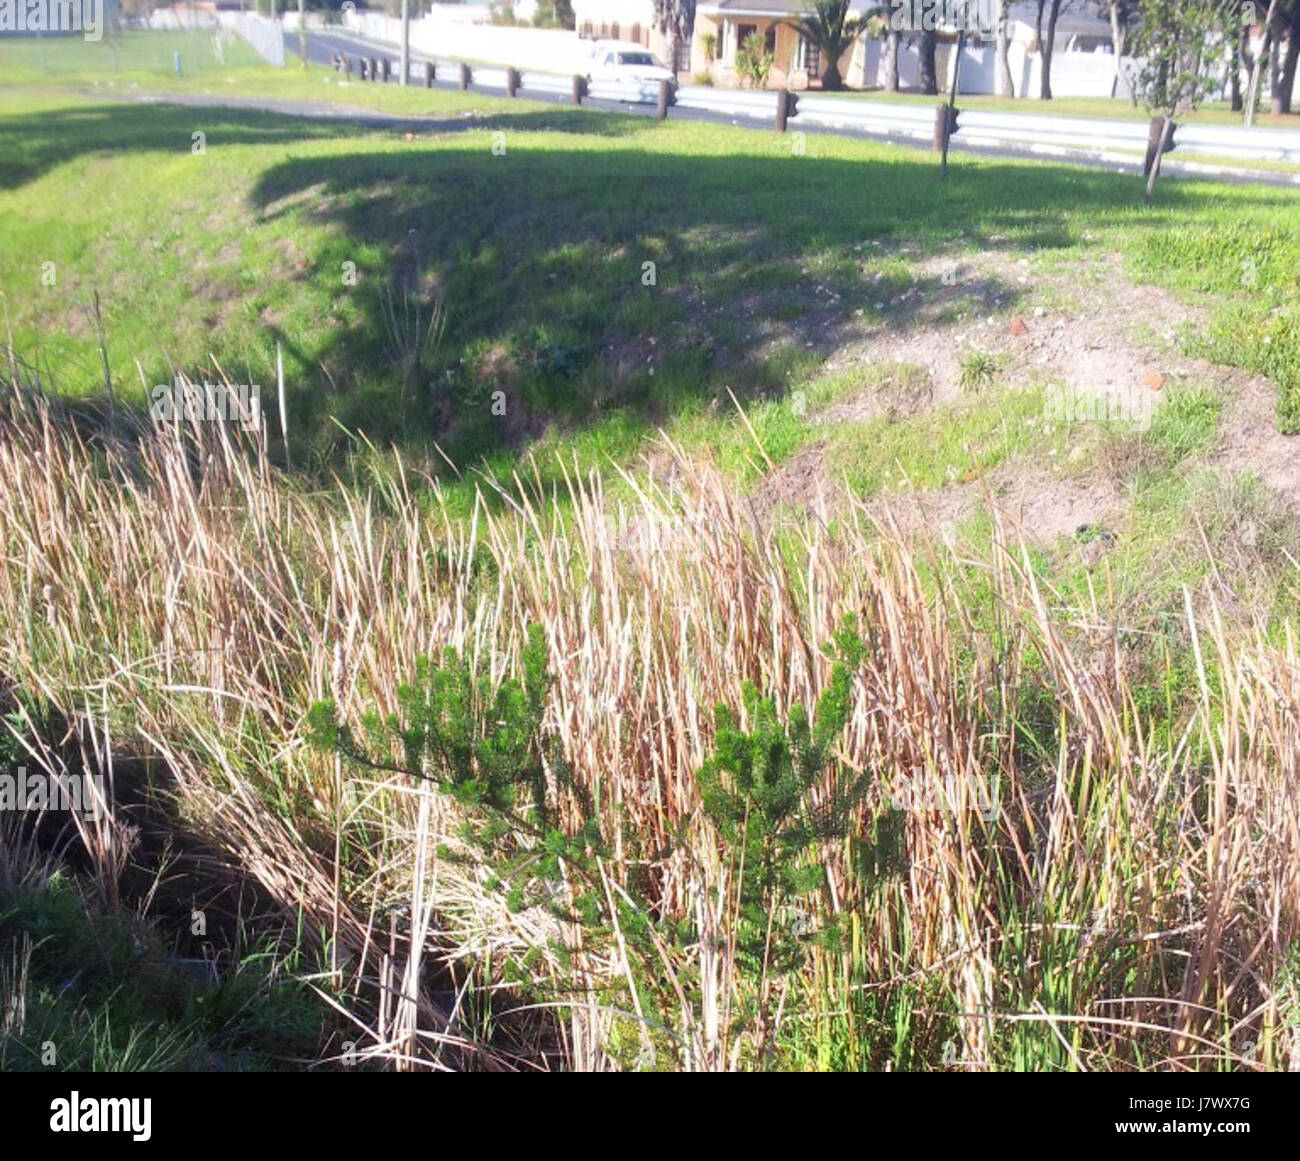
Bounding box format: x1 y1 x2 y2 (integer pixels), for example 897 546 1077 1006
699 0 875 14
698 0 1110 36
700 0 811 12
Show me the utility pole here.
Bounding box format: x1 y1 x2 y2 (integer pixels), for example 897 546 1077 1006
298 0 306 69
400 0 410 86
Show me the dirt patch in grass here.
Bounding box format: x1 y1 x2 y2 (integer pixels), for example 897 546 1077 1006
747 249 1299 541
1213 366 1300 508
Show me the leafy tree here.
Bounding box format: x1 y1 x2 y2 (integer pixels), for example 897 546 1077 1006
1130 0 1237 118
308 620 903 1068
788 0 871 90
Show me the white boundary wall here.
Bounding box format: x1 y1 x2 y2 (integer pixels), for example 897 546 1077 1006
342 9 587 74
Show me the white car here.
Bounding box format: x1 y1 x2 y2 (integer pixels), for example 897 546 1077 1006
585 41 676 90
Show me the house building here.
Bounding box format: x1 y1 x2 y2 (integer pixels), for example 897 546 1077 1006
570 0 1123 95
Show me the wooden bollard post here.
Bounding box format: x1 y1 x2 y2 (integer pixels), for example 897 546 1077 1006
459 62 472 90
933 102 949 153
775 88 796 132
380 58 391 83
506 67 521 97
358 57 368 81
1143 115 1176 199
571 74 585 105
371 58 380 82
343 54 351 79
425 60 436 87
656 78 672 119
938 103 959 178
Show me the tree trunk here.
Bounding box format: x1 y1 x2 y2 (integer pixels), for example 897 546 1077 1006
1040 0 1062 99
1271 22 1283 101
657 0 695 79
1231 22 1244 111
1246 0 1281 126
883 30 900 92
297 0 306 68
920 31 938 95
997 1 1014 97
1107 0 1125 98
1274 0 1300 113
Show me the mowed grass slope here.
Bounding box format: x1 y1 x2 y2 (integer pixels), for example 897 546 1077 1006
2 34 1298 484
4 33 1300 1073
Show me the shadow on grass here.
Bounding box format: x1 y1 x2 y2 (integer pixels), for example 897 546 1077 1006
5 97 1291 489
0 99 651 190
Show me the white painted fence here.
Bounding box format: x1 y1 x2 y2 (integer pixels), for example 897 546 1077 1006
216 12 285 68
147 8 284 67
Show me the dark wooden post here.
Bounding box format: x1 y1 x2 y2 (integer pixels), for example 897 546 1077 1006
656 78 672 119
459 62 472 90
933 103 949 152
380 57 391 83
775 88 796 132
369 58 380 82
939 27 965 180
506 66 521 97
343 54 351 79
425 60 435 87
358 57 368 81
571 74 585 104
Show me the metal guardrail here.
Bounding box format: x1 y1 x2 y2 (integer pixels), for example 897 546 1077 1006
333 39 1300 168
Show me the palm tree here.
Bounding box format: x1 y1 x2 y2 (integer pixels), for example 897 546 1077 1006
787 0 874 91
919 29 938 94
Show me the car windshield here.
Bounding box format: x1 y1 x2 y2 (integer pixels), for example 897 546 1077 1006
618 53 656 66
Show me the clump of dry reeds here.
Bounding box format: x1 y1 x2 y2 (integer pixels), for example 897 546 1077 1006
0 380 1297 1071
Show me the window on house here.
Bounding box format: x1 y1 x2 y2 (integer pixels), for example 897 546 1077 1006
764 25 776 56
732 23 757 60
611 23 620 41
797 35 821 76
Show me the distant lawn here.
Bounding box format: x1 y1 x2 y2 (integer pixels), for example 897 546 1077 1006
1 31 1297 491
816 86 1300 128
0 28 551 118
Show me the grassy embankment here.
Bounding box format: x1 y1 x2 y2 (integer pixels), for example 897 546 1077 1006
1 32 1299 1070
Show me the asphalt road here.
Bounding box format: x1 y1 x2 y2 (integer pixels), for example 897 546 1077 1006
280 27 1299 190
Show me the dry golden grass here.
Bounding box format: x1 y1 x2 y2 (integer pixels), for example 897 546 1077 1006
0 383 1298 1071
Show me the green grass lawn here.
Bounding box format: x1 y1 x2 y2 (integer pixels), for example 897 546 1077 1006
2 31 1297 490
0 28 552 117
819 86 1300 128
6 30 1300 1076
